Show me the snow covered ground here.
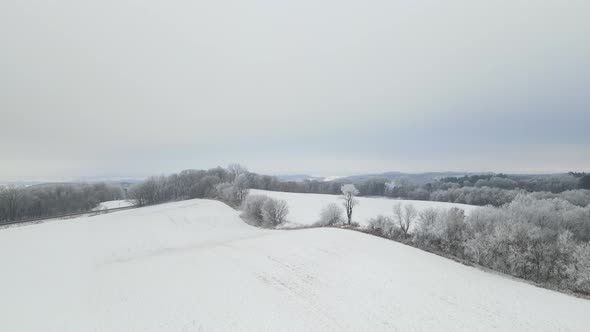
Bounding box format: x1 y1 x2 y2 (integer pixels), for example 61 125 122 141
1 197 589 331
251 189 479 227
92 199 135 210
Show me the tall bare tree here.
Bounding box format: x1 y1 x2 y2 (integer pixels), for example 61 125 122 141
341 184 359 225
234 173 250 205
393 203 417 238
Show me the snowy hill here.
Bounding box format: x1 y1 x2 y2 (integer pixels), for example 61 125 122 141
1 198 589 331
251 189 478 227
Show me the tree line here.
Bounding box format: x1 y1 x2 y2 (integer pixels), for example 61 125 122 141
3 166 589 224
0 164 257 223
128 164 251 208
0 183 123 222
127 164 294 229
246 172 590 207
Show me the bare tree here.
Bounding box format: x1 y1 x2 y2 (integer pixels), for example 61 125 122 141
128 178 160 206
234 173 250 205
341 184 359 225
393 203 416 238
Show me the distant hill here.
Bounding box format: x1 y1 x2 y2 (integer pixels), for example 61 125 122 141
336 171 492 185
276 172 492 185
275 171 578 186
274 174 327 182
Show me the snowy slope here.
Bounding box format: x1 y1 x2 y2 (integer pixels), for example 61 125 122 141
1 199 589 331
251 189 478 227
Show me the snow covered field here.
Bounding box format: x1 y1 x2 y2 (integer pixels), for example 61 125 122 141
251 189 479 227
92 199 135 210
1 197 589 331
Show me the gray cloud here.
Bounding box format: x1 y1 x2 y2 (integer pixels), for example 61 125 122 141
1 0 589 180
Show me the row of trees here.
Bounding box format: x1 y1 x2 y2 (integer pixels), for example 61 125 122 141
388 174 590 206
126 167 590 210
0 183 124 222
127 169 360 229
248 172 590 207
0 164 253 222
429 187 524 206
126 164 296 229
128 164 250 207
437 173 586 192
429 187 590 207
363 196 590 294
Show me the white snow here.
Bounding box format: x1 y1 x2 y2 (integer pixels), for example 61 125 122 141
251 189 479 227
93 199 135 210
0 197 589 331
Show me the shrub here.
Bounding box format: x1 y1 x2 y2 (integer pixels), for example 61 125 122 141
240 195 269 223
367 215 395 237
261 198 289 227
317 203 344 226
240 195 289 228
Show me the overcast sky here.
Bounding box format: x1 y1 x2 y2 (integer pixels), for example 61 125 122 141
1 0 589 181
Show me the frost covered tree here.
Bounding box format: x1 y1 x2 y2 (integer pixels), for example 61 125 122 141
317 203 344 226
440 207 466 255
240 194 270 225
414 208 439 246
240 195 288 227
341 184 359 225
572 243 590 292
261 198 289 227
